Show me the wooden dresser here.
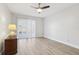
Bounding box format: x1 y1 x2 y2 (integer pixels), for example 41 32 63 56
3 35 17 55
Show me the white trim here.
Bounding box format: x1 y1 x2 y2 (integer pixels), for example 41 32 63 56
44 36 79 49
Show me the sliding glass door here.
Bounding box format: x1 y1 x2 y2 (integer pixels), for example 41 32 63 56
17 19 36 39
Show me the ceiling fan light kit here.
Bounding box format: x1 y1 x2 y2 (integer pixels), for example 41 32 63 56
37 8 42 13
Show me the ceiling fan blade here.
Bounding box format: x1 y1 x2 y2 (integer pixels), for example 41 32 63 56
41 6 50 9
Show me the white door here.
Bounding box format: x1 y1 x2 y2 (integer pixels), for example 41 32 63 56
17 19 36 39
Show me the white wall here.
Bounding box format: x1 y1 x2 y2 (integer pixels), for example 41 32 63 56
0 4 12 52
44 4 79 48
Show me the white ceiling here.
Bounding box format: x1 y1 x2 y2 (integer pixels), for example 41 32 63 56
6 3 76 18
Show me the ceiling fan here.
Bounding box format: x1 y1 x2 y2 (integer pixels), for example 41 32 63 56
31 3 50 13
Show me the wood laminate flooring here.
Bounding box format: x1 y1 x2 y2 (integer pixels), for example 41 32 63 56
17 37 79 55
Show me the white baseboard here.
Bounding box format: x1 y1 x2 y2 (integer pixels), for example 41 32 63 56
44 36 79 49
